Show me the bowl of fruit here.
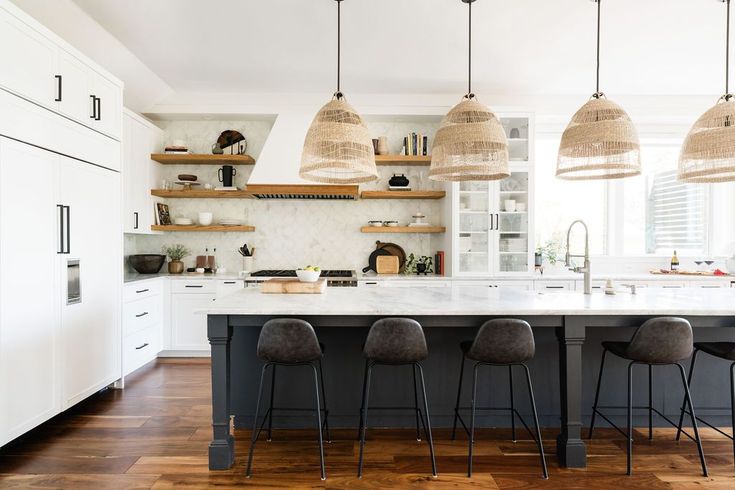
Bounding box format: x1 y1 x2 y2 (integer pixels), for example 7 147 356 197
296 265 321 283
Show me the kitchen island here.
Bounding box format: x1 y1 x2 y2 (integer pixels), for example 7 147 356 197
201 286 735 470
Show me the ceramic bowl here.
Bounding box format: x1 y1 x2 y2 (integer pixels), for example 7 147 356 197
198 212 213 226
296 269 321 282
368 221 383 227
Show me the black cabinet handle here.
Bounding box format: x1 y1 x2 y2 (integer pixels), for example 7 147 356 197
95 97 101 121
90 95 96 119
135 312 149 318
54 75 62 102
135 288 149 294
185 285 204 288
135 343 149 350
64 206 70 254
223 281 236 284
134 212 139 230
57 204 64 254
546 286 565 289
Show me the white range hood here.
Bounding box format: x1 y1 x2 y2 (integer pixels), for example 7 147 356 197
246 113 359 199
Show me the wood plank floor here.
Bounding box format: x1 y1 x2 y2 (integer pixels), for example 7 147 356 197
0 358 733 489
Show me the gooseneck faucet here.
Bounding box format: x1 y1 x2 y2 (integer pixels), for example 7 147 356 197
565 220 592 295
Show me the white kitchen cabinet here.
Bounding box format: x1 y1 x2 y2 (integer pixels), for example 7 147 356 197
534 280 575 292
123 279 164 377
378 280 451 288
59 157 121 408
90 71 122 139
451 114 534 277
171 292 217 352
123 110 162 234
57 50 92 124
0 138 61 446
453 280 533 290
216 279 244 297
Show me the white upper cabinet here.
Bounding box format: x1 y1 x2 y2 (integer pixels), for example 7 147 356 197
0 2 123 141
123 110 162 234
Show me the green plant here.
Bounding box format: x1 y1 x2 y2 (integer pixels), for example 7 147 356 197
536 239 562 265
162 244 190 261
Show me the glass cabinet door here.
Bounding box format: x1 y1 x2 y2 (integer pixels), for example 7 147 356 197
494 171 530 274
457 181 490 274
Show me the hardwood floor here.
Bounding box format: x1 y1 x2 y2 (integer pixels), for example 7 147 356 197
0 358 733 489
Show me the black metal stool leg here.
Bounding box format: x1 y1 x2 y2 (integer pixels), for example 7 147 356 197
509 365 516 442
627 362 634 475
588 349 607 439
310 363 326 480
730 362 735 470
267 364 276 442
415 363 437 477
676 349 699 441
521 363 548 479
357 362 373 478
676 363 708 477
412 364 422 442
246 363 270 477
356 359 369 441
451 353 465 441
318 359 331 443
468 363 479 477
648 364 653 440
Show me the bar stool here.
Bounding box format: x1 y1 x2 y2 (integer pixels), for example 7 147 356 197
588 317 707 476
451 319 548 479
675 341 735 468
357 318 437 478
246 319 329 480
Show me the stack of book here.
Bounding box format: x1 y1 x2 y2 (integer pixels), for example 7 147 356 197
403 133 428 156
164 145 190 154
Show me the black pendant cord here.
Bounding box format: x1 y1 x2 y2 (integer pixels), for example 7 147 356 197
335 0 343 100
593 0 603 99
726 0 732 100
468 0 473 99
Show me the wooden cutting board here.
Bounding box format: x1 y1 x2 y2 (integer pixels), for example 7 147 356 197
261 278 327 294
376 255 400 274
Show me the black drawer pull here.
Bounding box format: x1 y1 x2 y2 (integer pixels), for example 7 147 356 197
223 281 236 284
546 286 565 289
54 75 62 102
135 343 149 350
185 285 204 288
135 288 149 294
135 312 149 318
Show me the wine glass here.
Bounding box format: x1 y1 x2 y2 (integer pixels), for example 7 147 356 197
704 259 715 272
693 258 704 272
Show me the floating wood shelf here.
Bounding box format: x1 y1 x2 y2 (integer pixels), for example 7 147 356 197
360 190 445 200
150 153 255 165
374 155 431 166
151 189 253 199
151 225 255 232
360 226 445 234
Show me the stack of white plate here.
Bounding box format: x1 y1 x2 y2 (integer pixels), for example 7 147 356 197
174 218 193 226
219 219 242 226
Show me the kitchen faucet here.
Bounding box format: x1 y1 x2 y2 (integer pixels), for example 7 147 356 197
565 220 592 295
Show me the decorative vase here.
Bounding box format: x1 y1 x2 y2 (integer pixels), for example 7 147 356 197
727 256 735 274
389 174 409 187
168 260 184 274
534 252 543 267
377 136 389 155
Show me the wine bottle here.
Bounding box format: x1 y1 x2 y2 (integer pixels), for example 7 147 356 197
671 250 679 271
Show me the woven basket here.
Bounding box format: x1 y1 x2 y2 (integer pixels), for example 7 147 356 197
300 98 377 184
679 98 735 183
556 97 641 180
429 98 509 181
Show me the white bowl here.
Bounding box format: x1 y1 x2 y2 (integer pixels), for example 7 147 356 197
296 269 321 282
198 212 213 226
368 221 383 227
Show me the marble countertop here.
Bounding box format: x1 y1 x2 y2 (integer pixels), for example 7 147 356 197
198 286 735 317
124 272 243 283
358 272 733 282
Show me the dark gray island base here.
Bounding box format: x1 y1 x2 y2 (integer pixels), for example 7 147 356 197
206 312 734 470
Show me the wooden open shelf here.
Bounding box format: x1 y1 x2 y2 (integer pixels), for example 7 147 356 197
360 226 445 234
375 155 431 166
151 189 253 199
151 225 255 232
151 153 255 165
360 190 445 200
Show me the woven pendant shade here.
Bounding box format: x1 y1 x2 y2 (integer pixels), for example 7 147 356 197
678 98 735 183
556 97 641 180
429 98 509 181
300 98 378 184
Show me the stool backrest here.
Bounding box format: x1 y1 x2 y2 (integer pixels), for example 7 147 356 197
468 319 535 364
257 318 322 363
363 318 428 363
626 317 693 364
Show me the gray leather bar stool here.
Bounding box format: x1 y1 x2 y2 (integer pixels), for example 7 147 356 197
589 317 707 476
675 341 735 468
246 319 329 480
357 318 437 478
451 319 547 479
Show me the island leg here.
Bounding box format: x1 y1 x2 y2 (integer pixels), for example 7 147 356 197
555 316 587 468
208 314 234 470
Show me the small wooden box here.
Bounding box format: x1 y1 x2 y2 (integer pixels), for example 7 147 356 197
376 255 400 274
261 278 327 294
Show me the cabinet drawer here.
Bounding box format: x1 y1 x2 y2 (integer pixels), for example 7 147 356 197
216 279 244 297
123 324 161 376
123 279 162 302
534 280 574 292
171 279 216 294
123 295 160 337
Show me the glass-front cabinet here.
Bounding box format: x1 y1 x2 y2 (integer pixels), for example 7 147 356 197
451 114 534 276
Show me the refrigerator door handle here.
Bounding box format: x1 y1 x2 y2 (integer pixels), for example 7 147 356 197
57 204 64 254
64 205 71 254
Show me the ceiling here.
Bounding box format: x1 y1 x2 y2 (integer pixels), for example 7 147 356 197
71 0 729 98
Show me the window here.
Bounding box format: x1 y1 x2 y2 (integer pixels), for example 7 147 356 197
535 135 710 257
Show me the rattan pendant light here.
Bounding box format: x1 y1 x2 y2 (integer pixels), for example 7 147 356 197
300 0 377 184
679 0 735 183
556 0 641 180
429 0 509 182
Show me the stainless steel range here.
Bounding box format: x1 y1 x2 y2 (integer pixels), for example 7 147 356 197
245 269 357 287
